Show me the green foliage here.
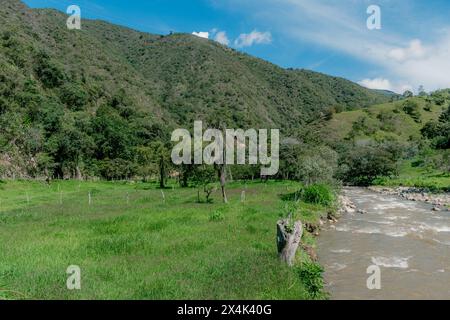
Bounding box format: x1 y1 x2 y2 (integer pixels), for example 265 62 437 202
98 158 137 180
192 164 217 203
0 1 391 179
403 90 414 98
421 105 450 149
297 261 327 299
59 83 88 111
301 184 335 206
209 209 225 222
338 144 400 186
0 180 320 300
34 51 65 88
279 144 338 184
403 100 421 123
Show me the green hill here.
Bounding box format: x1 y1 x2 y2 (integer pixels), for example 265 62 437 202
314 93 450 189
319 97 443 145
0 0 392 179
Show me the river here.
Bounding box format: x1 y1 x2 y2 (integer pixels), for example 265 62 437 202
317 187 450 300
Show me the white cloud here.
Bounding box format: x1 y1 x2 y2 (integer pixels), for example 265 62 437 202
358 78 392 91
214 31 230 46
192 31 209 39
388 39 426 62
234 30 272 48
358 78 413 94
216 0 450 91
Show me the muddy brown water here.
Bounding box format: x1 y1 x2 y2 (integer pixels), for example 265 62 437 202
317 187 450 300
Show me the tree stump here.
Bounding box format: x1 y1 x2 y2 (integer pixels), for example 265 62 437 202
277 218 303 266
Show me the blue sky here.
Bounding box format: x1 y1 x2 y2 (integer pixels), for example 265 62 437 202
23 0 450 93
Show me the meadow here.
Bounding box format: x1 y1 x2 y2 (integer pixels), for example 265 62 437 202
0 179 328 300
375 160 450 192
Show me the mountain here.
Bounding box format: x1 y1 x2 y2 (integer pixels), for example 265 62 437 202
0 0 392 178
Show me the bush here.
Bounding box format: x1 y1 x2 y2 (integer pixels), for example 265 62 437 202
403 100 421 123
209 210 224 222
297 262 327 299
60 83 88 110
302 184 335 206
34 52 65 88
338 144 399 186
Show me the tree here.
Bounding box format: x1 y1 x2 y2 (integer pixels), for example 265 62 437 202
439 105 450 123
91 105 135 160
418 85 427 97
422 105 450 149
338 145 399 186
135 146 157 182
403 100 421 123
150 141 171 188
403 90 414 98
34 51 65 88
60 83 88 111
205 112 230 204
47 124 95 179
192 165 216 203
279 144 338 185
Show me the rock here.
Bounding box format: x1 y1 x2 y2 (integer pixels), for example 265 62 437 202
370 186 450 208
304 222 320 234
338 195 357 214
358 209 368 214
432 206 441 212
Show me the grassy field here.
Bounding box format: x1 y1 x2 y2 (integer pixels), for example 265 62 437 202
0 179 329 300
374 160 450 192
320 97 444 144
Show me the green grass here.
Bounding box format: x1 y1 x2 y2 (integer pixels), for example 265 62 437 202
321 97 444 144
0 179 329 300
374 160 450 192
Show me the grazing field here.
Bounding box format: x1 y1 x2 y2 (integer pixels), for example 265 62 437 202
0 180 328 300
375 160 450 192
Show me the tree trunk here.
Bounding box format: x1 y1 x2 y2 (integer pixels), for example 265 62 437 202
218 165 228 204
159 159 165 189
75 165 82 181
277 218 303 266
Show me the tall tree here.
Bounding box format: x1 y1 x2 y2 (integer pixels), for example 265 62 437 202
150 141 171 188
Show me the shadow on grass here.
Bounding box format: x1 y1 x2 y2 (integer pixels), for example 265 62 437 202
279 191 301 202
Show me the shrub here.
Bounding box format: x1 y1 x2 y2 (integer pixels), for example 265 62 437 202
297 261 327 299
302 184 335 206
338 144 399 186
60 83 88 110
402 100 421 123
34 51 65 88
209 210 224 222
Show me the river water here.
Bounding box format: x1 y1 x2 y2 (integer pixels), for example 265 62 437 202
317 187 450 300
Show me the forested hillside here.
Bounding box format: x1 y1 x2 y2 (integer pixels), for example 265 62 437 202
312 90 450 188
0 0 391 179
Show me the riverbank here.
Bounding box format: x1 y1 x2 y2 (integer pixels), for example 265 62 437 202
368 186 450 211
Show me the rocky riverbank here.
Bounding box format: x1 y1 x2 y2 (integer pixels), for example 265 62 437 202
337 194 357 215
368 186 450 211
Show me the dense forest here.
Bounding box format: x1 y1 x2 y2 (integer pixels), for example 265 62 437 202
0 0 394 182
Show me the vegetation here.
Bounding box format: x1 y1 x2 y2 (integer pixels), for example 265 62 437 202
0 0 391 181
315 92 450 187
301 184 336 206
1 0 449 301
296 262 327 299
0 179 330 300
